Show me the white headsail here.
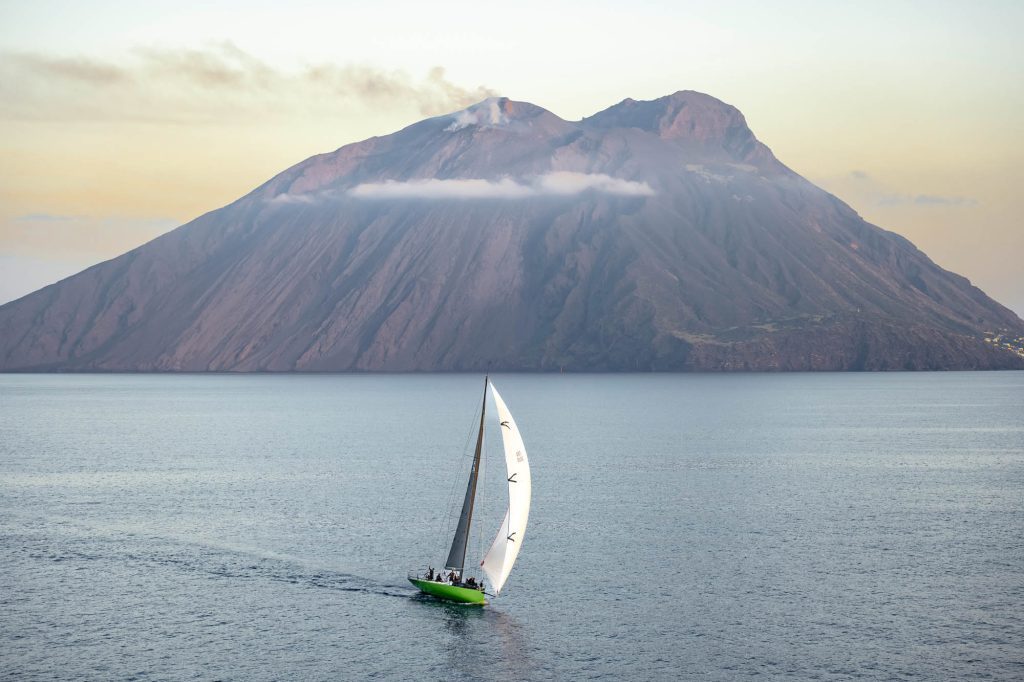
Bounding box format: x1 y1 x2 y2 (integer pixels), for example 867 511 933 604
480 382 531 595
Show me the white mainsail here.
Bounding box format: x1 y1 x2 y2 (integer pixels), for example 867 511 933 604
480 382 531 595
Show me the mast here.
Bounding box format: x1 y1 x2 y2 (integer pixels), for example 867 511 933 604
444 375 488 572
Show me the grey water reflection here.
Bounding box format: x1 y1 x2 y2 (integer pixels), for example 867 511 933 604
418 598 534 682
2 372 1023 680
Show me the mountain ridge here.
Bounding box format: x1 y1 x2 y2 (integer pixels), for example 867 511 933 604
2 91 1022 372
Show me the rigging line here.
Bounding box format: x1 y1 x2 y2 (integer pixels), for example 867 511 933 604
473 399 486 577
436 391 483 559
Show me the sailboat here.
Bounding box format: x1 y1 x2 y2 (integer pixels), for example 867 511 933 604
409 376 531 605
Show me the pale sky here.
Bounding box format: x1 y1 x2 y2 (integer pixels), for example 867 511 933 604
1 0 1022 314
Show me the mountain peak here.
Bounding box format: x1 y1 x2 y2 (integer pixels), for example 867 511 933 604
582 90 769 164
443 97 564 132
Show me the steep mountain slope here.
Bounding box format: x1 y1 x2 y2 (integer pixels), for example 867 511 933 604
2 92 1021 371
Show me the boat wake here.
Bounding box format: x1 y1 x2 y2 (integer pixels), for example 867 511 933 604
6 515 413 600
171 548 415 599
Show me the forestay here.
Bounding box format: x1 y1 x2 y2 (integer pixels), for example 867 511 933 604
480 383 531 595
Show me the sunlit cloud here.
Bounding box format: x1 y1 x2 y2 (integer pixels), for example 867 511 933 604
3 53 128 84
817 171 980 210
0 43 497 123
878 194 979 207
15 213 87 222
348 178 530 200
536 172 655 196
266 193 318 205
345 172 655 200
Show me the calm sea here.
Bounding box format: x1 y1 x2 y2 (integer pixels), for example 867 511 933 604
1 373 1022 680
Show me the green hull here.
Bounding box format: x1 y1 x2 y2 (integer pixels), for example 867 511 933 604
409 578 487 605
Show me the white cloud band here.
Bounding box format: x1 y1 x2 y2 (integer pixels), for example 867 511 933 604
347 172 654 200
